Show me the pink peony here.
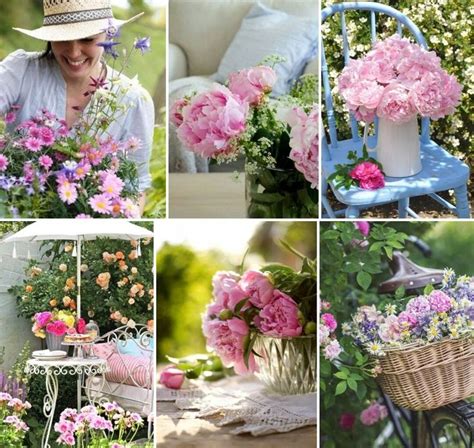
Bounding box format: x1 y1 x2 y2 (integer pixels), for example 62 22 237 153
35 311 52 328
255 289 302 337
228 65 277 105
76 318 86 334
428 290 452 313
285 105 319 188
378 315 401 342
170 98 189 127
239 270 274 308
176 84 248 158
339 412 356 431
208 271 247 316
159 365 185 389
202 316 256 375
349 162 385 190
321 313 337 331
376 83 417 122
323 339 342 361
360 402 388 426
46 320 68 336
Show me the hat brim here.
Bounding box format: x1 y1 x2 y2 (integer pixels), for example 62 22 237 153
13 13 143 42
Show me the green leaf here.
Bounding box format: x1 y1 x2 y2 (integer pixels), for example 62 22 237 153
395 285 406 299
424 283 435 295
249 191 285 204
384 245 393 259
356 271 372 290
320 359 332 377
356 381 367 401
347 377 358 392
334 371 348 380
234 297 249 314
355 350 364 366
335 381 347 396
350 373 364 381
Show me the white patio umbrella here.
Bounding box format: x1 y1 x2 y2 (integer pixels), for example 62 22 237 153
3 219 153 319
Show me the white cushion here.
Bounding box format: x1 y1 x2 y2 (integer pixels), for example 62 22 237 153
214 3 317 96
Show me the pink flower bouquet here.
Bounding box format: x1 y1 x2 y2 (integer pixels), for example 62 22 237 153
32 310 82 339
338 34 462 123
202 254 316 376
171 59 318 218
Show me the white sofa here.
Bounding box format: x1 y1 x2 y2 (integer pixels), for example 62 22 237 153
169 0 319 173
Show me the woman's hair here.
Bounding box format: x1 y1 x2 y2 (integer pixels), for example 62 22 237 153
40 42 53 59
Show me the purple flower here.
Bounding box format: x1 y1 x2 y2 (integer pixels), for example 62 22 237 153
428 290 452 313
406 296 431 315
134 37 151 54
97 40 120 58
102 19 120 39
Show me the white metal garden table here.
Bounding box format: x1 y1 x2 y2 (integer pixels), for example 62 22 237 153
26 357 107 448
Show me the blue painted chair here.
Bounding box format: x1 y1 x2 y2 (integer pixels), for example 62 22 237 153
321 2 470 219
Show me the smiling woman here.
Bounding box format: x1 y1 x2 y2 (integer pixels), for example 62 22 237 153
0 0 155 217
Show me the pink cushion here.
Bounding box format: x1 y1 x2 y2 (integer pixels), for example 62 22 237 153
105 353 152 389
93 342 116 359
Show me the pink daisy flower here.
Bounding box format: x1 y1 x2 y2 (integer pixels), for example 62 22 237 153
39 155 54 170
122 198 140 218
39 127 55 146
100 172 124 197
0 154 9 171
24 137 42 152
89 194 112 215
58 183 78 205
5 112 16 124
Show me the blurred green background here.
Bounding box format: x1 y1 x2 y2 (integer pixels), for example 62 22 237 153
156 221 317 363
0 0 166 218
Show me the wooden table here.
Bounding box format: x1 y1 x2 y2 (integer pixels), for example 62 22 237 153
156 375 317 447
169 173 246 218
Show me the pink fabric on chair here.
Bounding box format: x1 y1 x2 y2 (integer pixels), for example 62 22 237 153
105 353 152 388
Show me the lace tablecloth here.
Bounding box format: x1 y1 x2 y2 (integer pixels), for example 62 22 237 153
156 375 316 437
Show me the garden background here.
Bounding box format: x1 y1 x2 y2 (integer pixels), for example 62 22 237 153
322 0 473 215
320 220 474 447
0 0 167 218
0 220 154 446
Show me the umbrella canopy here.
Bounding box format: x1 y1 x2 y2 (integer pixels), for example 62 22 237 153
3 220 153 318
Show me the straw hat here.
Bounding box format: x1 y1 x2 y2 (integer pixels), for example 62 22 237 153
13 0 143 42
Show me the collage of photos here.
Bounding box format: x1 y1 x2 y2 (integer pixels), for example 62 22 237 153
0 0 472 448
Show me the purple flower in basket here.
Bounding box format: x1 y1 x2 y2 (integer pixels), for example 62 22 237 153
428 290 452 313
406 296 431 316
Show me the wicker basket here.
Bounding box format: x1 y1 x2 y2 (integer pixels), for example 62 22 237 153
376 336 474 411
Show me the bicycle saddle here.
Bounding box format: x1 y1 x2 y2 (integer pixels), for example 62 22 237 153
378 251 444 293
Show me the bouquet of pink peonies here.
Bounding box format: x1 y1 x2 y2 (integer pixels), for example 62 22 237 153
171 59 318 218
337 34 462 123
202 251 316 376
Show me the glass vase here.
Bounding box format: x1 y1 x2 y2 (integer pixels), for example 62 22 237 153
245 165 317 218
45 333 64 351
254 335 316 395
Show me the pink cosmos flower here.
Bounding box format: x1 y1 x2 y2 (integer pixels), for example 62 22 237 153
35 311 52 327
321 313 337 331
339 412 356 431
170 98 189 127
46 320 68 336
376 83 417 122
360 402 388 426
58 183 78 205
349 162 385 190
24 137 42 152
255 290 302 337
285 105 319 188
100 171 124 198
38 127 55 146
176 84 248 158
89 194 112 215
428 290 452 313
202 316 256 375
159 365 185 389
228 65 277 105
240 270 274 308
355 221 370 236
323 339 342 361
0 154 8 171
38 155 54 169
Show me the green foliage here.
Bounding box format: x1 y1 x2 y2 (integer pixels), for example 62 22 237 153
144 125 166 218
156 244 230 362
166 354 233 382
322 0 472 167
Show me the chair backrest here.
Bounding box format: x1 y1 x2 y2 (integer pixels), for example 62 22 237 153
321 2 430 151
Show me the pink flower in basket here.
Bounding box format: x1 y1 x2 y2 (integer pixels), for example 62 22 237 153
285 105 319 188
46 320 68 336
349 162 385 190
255 289 302 337
228 65 277 105
176 85 249 158
240 270 274 308
428 290 452 313
202 316 256 375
